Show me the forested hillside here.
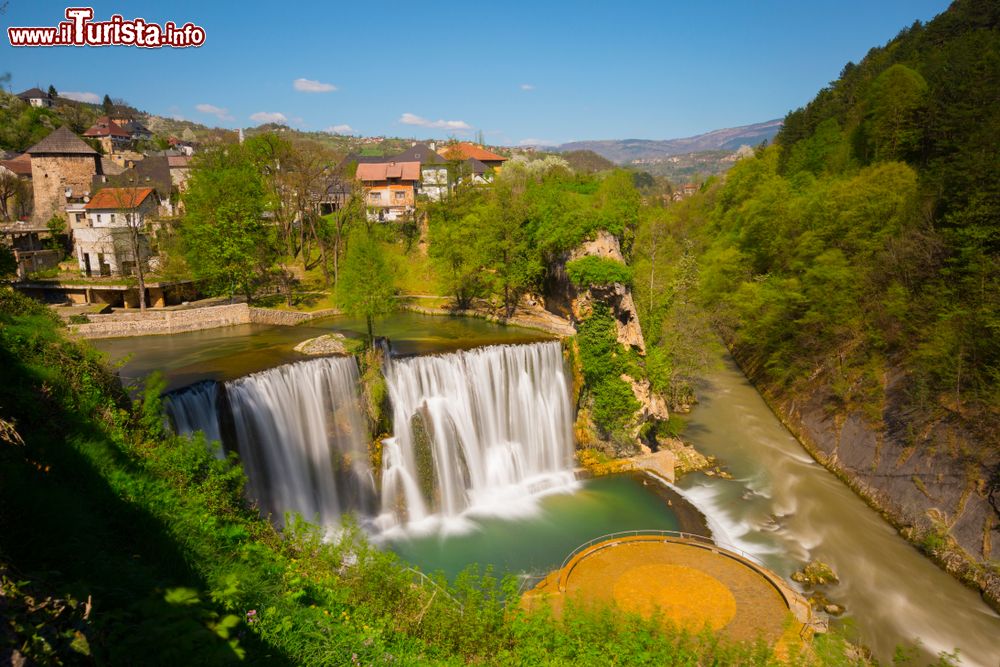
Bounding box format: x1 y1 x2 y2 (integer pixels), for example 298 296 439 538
634 0 1000 604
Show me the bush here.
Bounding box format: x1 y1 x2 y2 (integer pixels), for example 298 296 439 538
576 304 640 435
565 255 633 288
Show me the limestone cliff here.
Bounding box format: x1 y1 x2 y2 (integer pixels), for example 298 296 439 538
546 232 668 454
546 230 645 353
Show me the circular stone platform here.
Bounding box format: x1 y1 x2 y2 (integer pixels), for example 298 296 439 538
523 534 813 645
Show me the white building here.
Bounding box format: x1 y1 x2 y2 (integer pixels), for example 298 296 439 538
74 186 158 276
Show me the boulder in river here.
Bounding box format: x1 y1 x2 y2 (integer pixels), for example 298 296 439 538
293 333 350 356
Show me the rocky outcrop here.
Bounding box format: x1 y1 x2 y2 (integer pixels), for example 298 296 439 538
293 333 349 356
573 283 645 353
547 230 646 353
622 373 669 422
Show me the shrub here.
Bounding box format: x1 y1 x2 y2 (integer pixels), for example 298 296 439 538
565 255 633 289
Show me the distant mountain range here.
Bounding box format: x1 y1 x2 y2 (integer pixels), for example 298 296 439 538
555 119 783 164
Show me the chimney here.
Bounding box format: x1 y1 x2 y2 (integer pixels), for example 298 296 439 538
430 141 436 151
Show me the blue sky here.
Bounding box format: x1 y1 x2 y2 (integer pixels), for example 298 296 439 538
2 0 952 145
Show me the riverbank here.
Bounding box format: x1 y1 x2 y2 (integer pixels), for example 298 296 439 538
400 295 576 338
722 347 1000 615
66 292 576 340
67 301 342 338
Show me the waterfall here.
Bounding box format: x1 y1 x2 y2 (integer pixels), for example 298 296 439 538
163 381 224 458
227 357 375 530
164 341 577 536
165 357 375 532
378 341 577 531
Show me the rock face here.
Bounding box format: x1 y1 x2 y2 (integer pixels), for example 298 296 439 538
622 373 668 422
546 230 646 354
734 350 1000 610
293 333 349 356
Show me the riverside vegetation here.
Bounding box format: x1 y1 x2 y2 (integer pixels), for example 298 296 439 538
1 287 872 665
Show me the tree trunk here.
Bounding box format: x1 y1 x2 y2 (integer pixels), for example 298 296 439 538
366 313 374 343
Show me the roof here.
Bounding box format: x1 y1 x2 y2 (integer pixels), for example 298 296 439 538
121 119 152 136
100 158 126 176
355 161 421 182
17 87 50 100
83 116 131 139
84 187 156 210
0 153 33 177
94 156 172 194
464 157 488 175
25 126 99 156
444 142 507 163
393 143 448 165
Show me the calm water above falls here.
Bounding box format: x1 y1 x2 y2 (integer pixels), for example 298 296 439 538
675 353 1000 666
94 311 549 392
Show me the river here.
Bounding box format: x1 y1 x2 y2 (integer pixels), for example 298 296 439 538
675 352 1000 666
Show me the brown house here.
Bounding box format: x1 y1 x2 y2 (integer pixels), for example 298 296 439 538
25 126 103 224
355 161 419 222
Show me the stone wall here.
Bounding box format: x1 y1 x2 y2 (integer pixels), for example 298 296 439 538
30 154 100 223
72 303 252 337
70 303 341 338
247 307 339 326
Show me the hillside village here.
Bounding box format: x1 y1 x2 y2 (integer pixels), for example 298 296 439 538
0 85 724 314
0 87 527 308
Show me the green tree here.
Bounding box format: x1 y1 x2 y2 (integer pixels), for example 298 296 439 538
181 144 276 302
479 181 542 316
429 207 487 309
864 64 928 162
0 244 15 279
102 94 113 115
337 227 396 342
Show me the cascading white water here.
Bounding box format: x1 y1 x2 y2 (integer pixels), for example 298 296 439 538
378 341 577 531
226 357 375 530
163 381 224 458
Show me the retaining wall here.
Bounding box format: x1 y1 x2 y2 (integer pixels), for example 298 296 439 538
70 303 340 338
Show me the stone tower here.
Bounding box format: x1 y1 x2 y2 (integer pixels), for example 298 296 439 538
26 126 102 224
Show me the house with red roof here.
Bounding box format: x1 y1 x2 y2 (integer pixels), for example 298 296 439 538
73 186 158 276
442 143 508 170
83 116 132 154
355 161 420 221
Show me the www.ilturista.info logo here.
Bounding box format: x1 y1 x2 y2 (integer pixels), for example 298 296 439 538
7 7 206 48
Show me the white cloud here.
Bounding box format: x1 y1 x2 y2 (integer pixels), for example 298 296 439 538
399 112 471 131
196 103 234 121
520 84 535 91
294 78 337 93
60 91 100 103
518 138 558 147
325 124 354 134
250 111 288 124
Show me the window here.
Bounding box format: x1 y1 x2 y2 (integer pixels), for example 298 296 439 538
369 192 382 201
394 190 406 200
110 213 116 224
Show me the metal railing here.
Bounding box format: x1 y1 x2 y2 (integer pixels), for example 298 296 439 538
558 529 767 574
403 567 464 613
